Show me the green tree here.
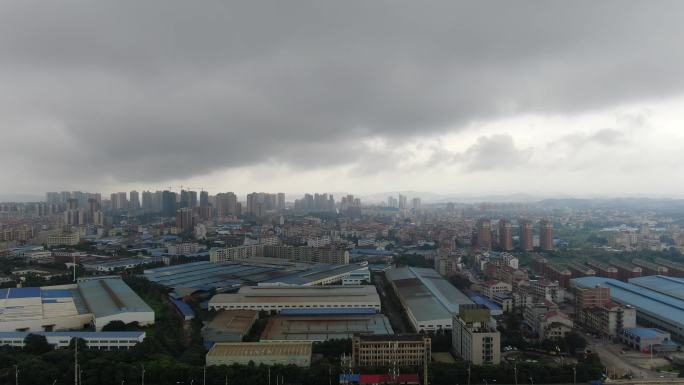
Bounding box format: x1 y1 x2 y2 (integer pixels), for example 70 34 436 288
23 334 52 355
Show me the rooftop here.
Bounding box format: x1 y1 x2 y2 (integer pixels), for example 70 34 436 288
623 327 670 338
207 341 312 358
260 314 393 341
210 285 380 305
387 267 473 323
629 275 684 301
571 276 684 328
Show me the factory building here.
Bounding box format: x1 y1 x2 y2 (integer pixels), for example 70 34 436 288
572 276 684 341
0 331 145 350
386 267 473 332
206 341 313 367
209 285 381 313
0 279 154 332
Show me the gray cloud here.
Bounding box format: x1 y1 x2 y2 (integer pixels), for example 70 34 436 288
2 1 684 192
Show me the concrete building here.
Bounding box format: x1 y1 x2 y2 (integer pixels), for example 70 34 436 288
530 280 562 303
452 305 500 365
498 219 513 251
539 220 554 251
352 334 430 368
209 285 381 313
586 260 619 280
480 280 512 299
621 328 676 352
206 341 312 367
46 232 80 247
608 259 642 282
386 267 473 332
476 219 492 250
0 331 146 350
518 219 534 251
631 259 668 276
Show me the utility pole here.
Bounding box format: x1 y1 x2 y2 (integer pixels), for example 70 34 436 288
467 365 471 385
513 364 518 385
14 364 18 385
74 340 79 385
572 365 576 385
141 365 145 385
203 365 206 385
268 367 271 385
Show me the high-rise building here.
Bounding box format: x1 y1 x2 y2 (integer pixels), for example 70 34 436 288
277 193 286 210
387 196 398 208
452 305 500 365
398 194 407 210
46 192 60 204
476 219 492 250
110 192 128 211
141 191 153 211
188 191 198 208
179 190 190 208
162 191 177 217
176 208 196 233
540 220 554 251
498 219 513 251
199 191 209 207
519 219 534 251
411 197 421 211
129 190 140 210
216 192 238 217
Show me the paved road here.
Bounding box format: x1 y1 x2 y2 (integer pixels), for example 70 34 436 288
581 332 678 380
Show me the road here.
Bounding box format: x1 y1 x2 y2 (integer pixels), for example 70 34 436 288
580 332 678 380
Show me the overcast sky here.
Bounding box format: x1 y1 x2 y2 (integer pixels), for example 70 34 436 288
2 1 684 198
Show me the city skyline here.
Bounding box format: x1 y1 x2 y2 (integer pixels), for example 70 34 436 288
2 1 684 196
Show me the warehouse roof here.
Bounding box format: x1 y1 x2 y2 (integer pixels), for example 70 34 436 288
571 277 684 328
211 285 380 305
78 279 153 318
207 341 312 358
387 267 473 324
260 314 393 341
629 275 684 301
623 327 670 339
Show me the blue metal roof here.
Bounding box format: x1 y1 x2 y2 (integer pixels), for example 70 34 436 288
7 287 40 299
572 276 684 330
629 275 684 301
41 289 73 298
171 298 195 319
623 328 670 338
469 294 503 311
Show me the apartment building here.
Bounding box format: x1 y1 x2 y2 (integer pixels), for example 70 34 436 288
352 334 431 368
452 305 501 365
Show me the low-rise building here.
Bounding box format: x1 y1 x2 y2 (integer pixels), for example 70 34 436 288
46 232 80 247
480 280 512 299
0 331 145 350
452 305 500 365
621 328 677 353
352 334 430 368
206 341 312 367
209 285 381 313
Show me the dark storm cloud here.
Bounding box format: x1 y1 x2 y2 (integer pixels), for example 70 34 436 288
2 1 684 190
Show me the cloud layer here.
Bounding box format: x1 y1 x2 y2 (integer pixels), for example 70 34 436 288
2 1 684 195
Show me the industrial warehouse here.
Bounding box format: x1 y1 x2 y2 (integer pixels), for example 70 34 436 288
143 259 369 296
0 278 154 332
386 267 473 332
260 308 394 341
208 285 381 312
571 275 684 341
